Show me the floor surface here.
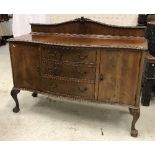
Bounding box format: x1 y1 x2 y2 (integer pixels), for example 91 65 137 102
0 44 155 140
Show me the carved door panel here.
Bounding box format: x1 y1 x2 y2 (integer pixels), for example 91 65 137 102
10 43 41 90
98 49 142 106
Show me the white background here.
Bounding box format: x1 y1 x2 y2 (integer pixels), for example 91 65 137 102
0 0 154 13
0 0 155 155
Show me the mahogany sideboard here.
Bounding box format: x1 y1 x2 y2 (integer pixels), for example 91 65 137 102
9 17 148 137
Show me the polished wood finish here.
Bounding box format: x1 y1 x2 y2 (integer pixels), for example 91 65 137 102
98 49 142 105
31 17 145 37
9 17 147 137
41 46 97 63
42 62 96 80
42 78 95 99
12 33 147 49
10 43 41 90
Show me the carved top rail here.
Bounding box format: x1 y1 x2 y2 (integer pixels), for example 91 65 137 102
9 17 148 50
31 17 146 37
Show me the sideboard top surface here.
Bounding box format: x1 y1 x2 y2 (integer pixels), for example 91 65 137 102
9 32 148 50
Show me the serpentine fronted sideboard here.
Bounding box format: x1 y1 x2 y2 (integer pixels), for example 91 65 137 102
9 17 148 137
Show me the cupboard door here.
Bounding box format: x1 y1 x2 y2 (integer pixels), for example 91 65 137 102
10 43 41 90
98 49 142 106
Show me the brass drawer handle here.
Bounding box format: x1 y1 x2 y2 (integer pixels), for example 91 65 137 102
78 54 88 59
48 50 62 59
78 86 87 92
75 68 87 75
48 50 57 57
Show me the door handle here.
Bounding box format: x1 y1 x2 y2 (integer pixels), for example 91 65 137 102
100 74 104 81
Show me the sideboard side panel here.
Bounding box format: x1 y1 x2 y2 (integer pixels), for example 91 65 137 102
10 43 41 91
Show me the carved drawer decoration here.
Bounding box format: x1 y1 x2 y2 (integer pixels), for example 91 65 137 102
42 78 95 99
40 46 97 64
41 60 96 81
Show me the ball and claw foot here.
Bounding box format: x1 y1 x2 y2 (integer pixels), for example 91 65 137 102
11 88 20 113
129 106 140 137
13 107 20 113
131 129 138 137
32 92 38 97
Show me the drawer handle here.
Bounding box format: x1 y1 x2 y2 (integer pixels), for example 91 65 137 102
75 68 87 75
48 51 57 57
78 54 88 59
100 74 104 81
78 86 87 92
48 51 62 59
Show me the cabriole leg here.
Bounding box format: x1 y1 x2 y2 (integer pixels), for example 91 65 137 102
32 92 38 97
129 106 140 137
11 88 20 113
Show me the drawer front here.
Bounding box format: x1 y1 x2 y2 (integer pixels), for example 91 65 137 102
41 46 97 63
41 61 96 80
41 78 95 99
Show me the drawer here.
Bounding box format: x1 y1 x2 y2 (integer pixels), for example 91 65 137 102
40 46 97 63
42 78 95 99
41 61 96 80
